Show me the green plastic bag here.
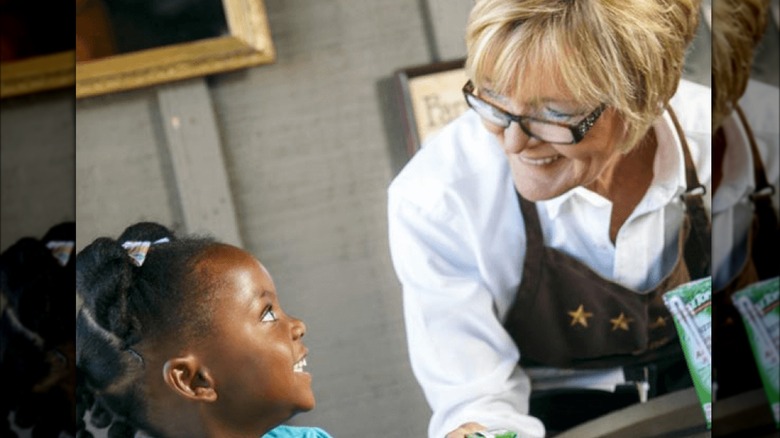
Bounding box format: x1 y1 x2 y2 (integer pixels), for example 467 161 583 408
731 276 779 428
466 430 517 438
663 276 712 429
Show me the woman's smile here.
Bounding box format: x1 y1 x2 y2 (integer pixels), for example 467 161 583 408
518 153 563 166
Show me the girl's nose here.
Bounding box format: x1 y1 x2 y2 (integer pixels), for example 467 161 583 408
291 317 306 340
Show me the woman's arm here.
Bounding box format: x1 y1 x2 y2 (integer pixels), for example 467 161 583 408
388 187 544 438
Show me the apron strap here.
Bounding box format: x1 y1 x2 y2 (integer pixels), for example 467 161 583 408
735 104 779 280
666 106 711 279
735 105 776 196
517 192 545 295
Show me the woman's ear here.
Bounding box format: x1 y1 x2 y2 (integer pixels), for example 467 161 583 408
162 356 218 402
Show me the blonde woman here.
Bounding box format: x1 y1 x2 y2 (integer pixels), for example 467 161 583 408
388 1 710 436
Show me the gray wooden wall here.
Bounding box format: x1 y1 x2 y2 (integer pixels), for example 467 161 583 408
1 1 727 436
1 88 75 251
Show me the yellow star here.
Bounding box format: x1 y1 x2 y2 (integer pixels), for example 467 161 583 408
568 304 593 328
610 312 633 331
649 316 667 329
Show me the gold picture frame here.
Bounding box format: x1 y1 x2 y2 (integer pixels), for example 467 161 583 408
75 0 276 99
0 53 75 99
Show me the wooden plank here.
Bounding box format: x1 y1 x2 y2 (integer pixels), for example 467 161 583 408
556 388 708 438
156 78 243 247
556 387 778 437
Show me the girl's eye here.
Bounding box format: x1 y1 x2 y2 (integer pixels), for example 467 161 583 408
261 308 278 322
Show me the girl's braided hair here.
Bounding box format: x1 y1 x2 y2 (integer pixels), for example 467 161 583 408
76 222 215 438
0 222 76 437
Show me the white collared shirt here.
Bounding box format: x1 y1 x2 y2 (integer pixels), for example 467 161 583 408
387 79 712 438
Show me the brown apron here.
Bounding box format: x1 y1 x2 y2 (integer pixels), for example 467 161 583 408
502 108 711 373
712 105 780 399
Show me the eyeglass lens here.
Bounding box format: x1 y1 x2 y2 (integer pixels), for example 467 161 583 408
466 93 576 143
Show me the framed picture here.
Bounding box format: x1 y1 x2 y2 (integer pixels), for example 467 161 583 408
75 0 276 99
394 58 469 157
0 1 74 99
0 52 75 99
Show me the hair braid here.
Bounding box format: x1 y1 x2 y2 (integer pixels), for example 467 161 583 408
76 236 157 437
1 222 76 436
76 222 215 437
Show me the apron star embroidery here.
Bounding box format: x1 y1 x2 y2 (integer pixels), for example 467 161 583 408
649 316 667 329
568 305 593 327
610 312 633 331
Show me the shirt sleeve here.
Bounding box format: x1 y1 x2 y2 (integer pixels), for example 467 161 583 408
388 186 545 438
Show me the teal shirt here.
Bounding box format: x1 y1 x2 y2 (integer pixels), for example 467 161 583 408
263 425 334 438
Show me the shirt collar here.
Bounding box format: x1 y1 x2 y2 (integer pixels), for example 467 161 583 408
542 110 687 219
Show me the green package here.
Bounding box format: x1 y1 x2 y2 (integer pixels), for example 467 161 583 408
731 276 779 428
663 276 712 429
466 430 517 438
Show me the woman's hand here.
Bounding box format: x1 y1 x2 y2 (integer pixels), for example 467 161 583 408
445 422 488 438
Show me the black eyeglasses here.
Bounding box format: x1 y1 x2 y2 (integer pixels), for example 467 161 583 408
462 80 605 144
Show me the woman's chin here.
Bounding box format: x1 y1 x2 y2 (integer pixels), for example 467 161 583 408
510 156 574 201
514 182 569 202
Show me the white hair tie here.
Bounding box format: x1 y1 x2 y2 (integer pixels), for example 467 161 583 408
45 241 75 267
121 237 169 267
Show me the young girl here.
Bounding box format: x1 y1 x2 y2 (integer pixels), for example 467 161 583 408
76 222 332 438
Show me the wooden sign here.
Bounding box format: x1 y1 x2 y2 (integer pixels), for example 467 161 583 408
395 59 469 157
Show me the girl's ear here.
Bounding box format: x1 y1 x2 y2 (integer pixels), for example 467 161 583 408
162 356 217 402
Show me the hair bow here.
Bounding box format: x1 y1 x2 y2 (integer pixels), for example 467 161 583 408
121 237 170 267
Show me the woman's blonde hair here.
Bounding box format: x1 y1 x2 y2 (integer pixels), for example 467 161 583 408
711 0 770 129
465 0 701 151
